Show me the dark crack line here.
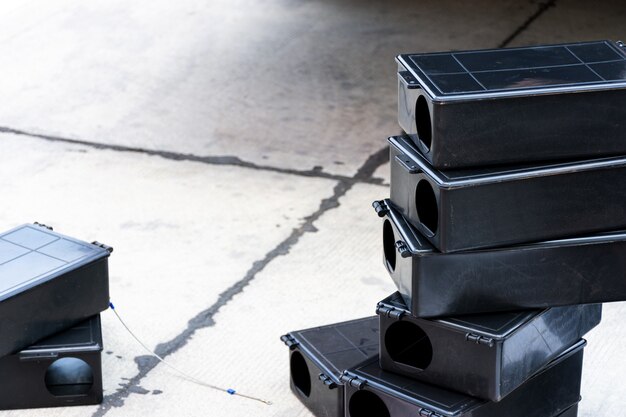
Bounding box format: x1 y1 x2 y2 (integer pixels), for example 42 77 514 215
91 145 389 417
0 125 385 185
498 0 557 48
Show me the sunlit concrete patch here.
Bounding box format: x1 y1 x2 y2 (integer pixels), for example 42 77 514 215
101 183 394 417
509 0 626 46
579 302 626 417
0 131 336 416
0 0 536 177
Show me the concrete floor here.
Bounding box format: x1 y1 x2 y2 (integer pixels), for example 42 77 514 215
0 1 625 416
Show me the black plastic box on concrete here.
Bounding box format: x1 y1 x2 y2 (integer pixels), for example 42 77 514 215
0 315 103 410
397 40 626 169
389 135 626 252
281 317 378 417
342 339 585 417
376 292 599 401
0 223 111 357
374 199 626 317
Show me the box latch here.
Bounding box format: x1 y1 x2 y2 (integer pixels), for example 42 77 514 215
92 241 114 253
339 372 366 389
395 241 411 258
33 222 53 230
318 373 338 389
398 70 420 89
395 154 420 173
372 200 390 217
376 303 405 320
280 334 299 350
465 333 495 347
419 408 444 417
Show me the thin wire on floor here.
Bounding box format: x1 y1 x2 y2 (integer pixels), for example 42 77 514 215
109 302 272 406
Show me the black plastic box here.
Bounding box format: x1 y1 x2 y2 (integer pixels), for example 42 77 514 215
376 292 599 401
342 340 585 417
281 317 378 417
389 135 626 252
0 223 111 356
397 40 626 169
0 315 103 410
558 404 579 417
374 199 626 317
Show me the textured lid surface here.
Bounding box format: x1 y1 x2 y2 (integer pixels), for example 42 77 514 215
0 224 110 301
380 292 541 340
398 40 626 100
289 317 379 383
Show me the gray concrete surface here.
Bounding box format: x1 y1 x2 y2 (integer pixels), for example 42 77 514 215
0 1 625 416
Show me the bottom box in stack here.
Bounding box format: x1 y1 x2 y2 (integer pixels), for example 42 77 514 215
0 315 103 410
281 317 379 417
342 339 585 417
283 317 585 417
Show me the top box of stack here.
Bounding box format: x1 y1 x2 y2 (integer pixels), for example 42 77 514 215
0 223 111 357
397 40 626 169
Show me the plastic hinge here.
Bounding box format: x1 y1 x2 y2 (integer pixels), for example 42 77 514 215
465 333 495 347
617 40 625 48
280 334 299 350
372 200 390 217
419 408 444 417
33 222 53 230
376 303 405 320
398 70 420 89
318 373 338 389
339 372 366 389
92 241 114 253
395 240 411 258
395 154 420 173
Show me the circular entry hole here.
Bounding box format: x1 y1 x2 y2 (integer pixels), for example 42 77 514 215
349 390 390 417
383 220 397 272
45 357 94 397
290 351 311 397
415 95 432 151
415 180 438 236
385 321 433 370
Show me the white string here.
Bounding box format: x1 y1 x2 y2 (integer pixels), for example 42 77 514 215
109 302 272 405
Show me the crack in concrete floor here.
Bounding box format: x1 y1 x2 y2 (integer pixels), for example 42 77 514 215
90 146 389 417
0 126 387 186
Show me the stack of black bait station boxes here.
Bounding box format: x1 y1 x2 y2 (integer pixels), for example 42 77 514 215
282 40 626 417
0 223 112 410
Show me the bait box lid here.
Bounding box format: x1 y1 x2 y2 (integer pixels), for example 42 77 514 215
0 224 110 302
397 40 626 102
